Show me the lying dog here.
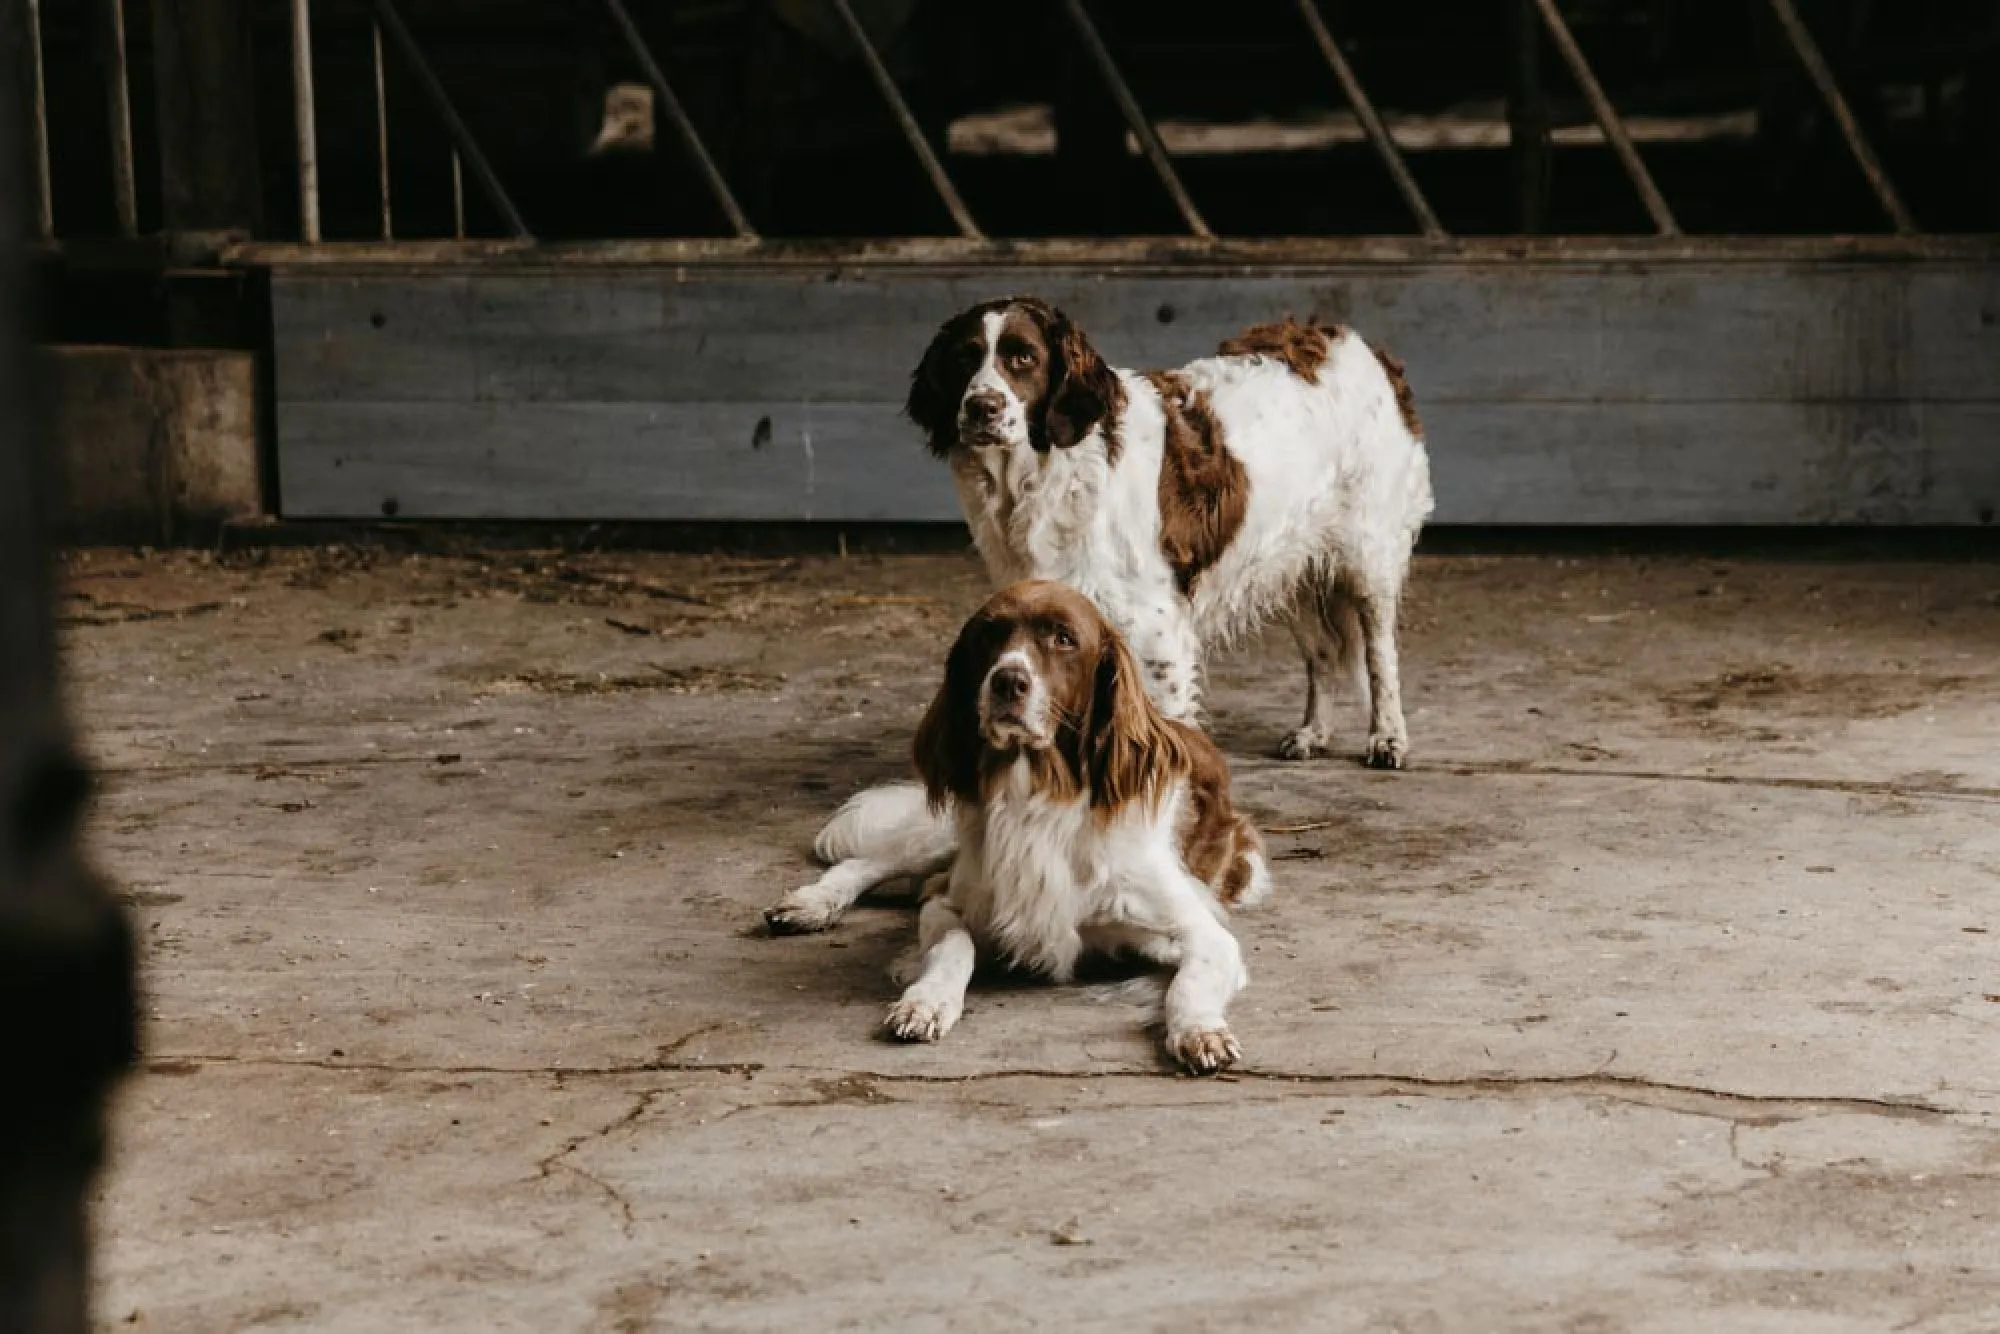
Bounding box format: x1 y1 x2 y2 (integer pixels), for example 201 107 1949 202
883 580 1267 1074
765 299 1430 935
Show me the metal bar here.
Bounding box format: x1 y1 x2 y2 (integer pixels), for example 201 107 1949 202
1059 0 1212 239
601 0 756 240
450 151 464 239
1506 0 1551 233
1763 0 1917 234
24 0 50 239
372 20 391 240
370 0 530 239
823 0 980 239
103 0 136 235
289 0 320 241
1296 0 1444 239
1530 0 1679 235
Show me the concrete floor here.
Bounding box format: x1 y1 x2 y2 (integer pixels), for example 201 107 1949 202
66 544 2000 1333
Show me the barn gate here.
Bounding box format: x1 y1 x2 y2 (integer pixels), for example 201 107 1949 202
18 0 2000 525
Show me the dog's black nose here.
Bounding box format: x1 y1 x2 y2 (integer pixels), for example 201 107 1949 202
989 664 1030 705
963 392 1003 425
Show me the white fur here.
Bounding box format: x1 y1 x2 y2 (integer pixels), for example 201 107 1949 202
956 339 1432 737
883 760 1248 1074
771 318 1431 932
767 783 953 935
958 310 1031 444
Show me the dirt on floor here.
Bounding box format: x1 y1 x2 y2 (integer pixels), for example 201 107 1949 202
65 543 2000 1333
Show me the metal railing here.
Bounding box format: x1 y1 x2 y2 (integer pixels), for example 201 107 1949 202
9 0 1955 245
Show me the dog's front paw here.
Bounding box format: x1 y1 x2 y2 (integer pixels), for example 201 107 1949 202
883 996 959 1043
1276 727 1326 762
1167 1026 1241 1075
1362 731 1408 770
763 889 842 936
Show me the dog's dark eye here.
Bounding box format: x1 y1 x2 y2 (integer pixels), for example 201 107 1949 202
1007 349 1037 372
1048 625 1077 651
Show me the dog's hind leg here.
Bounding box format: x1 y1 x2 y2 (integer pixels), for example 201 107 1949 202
764 857 914 935
767 783 957 934
1277 577 1364 762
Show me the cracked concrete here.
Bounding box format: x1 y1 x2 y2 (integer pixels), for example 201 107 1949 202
68 545 2000 1331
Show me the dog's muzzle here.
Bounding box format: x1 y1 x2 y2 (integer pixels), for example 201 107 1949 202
959 390 1009 444
981 661 1044 744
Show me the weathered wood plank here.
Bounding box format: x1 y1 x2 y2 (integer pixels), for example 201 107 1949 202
272 266 2000 408
271 262 2000 525
277 399 2000 525
278 401 959 521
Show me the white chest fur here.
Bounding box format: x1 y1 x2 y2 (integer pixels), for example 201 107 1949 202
949 762 1200 983
951 769 1102 981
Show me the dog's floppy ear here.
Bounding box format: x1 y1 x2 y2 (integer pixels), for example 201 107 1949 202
906 315 970 459
913 614 989 811
1085 630 1185 813
1039 309 1122 452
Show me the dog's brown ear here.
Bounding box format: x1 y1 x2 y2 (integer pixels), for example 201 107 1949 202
1085 631 1185 813
1039 311 1123 452
906 317 969 459
913 616 989 811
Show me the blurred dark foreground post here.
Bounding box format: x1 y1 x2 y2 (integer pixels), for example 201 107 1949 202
0 7 139 1331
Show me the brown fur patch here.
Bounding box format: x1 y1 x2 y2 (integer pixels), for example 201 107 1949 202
1217 318 1341 384
1369 343 1423 438
1143 371 1250 598
1175 738 1266 905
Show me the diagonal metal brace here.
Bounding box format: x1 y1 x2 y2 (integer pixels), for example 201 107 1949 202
1531 0 1680 236
1763 0 1917 234
371 0 531 239
1059 0 1213 240
1297 0 1445 240
824 0 982 240
603 0 757 241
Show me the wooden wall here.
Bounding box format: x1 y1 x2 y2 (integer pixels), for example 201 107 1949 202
270 256 2000 525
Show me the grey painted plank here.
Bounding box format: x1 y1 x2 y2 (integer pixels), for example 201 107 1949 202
279 399 2000 525
279 401 959 522
273 267 2000 408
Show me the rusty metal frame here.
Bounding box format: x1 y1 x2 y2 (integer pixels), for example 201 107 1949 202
1530 0 1679 236
369 0 531 239
1059 0 1212 239
1295 0 1445 240
603 0 757 241
14 0 1952 249
101 0 136 235
371 20 391 240
23 0 51 240
290 0 321 242
825 0 981 240
1763 0 1917 234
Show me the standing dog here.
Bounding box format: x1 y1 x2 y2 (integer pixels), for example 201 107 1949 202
885 581 1266 1074
766 299 1431 934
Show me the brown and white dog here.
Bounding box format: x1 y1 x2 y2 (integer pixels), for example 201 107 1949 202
885 580 1267 1074
766 299 1430 935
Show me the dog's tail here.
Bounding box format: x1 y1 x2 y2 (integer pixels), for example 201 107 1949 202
813 781 952 865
